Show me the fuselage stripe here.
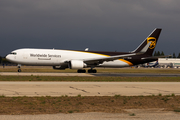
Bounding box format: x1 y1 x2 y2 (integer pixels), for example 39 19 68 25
119 59 133 66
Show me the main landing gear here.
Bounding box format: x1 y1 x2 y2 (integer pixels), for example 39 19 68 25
17 64 21 72
77 69 97 73
77 69 86 73
88 69 97 73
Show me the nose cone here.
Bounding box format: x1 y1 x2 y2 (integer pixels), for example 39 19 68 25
5 54 14 62
5 55 10 61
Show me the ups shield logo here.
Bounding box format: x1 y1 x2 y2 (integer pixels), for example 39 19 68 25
147 37 156 49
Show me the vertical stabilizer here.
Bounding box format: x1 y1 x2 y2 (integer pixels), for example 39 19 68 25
132 28 162 56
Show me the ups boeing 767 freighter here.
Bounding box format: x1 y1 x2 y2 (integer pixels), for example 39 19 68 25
6 28 162 73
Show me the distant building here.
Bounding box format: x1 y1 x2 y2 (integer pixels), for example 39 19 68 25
158 58 180 68
142 58 180 68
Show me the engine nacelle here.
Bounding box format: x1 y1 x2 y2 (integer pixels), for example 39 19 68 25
68 60 87 69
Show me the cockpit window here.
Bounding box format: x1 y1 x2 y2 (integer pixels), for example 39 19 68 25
10 52 17 55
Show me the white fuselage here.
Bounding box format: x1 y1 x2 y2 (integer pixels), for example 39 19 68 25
6 48 131 68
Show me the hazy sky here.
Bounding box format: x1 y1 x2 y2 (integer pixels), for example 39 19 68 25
1 0 180 56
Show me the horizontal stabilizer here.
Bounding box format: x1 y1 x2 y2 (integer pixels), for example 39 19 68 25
141 55 171 60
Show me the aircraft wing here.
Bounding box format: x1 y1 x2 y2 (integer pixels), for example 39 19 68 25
83 53 138 65
83 42 151 65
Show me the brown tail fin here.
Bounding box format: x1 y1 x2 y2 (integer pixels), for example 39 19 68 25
132 28 162 56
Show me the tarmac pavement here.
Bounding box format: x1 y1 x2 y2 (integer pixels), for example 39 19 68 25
1 109 180 120
0 72 94 76
0 82 179 97
1 72 180 77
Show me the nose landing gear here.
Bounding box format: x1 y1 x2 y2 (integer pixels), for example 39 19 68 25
17 64 21 72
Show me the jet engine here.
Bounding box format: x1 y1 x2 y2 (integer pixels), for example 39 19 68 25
68 60 87 69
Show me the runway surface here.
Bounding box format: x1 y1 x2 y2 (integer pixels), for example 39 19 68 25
0 82 180 96
1 109 180 120
1 72 180 77
0 72 94 76
91 73 180 77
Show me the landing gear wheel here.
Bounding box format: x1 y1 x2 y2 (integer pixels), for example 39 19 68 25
93 69 97 73
77 69 86 73
18 69 21 72
17 64 22 72
88 69 97 73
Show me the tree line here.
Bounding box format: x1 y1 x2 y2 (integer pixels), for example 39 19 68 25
154 51 180 58
0 56 10 64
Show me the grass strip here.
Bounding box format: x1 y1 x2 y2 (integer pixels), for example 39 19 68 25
0 76 180 82
0 95 179 115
